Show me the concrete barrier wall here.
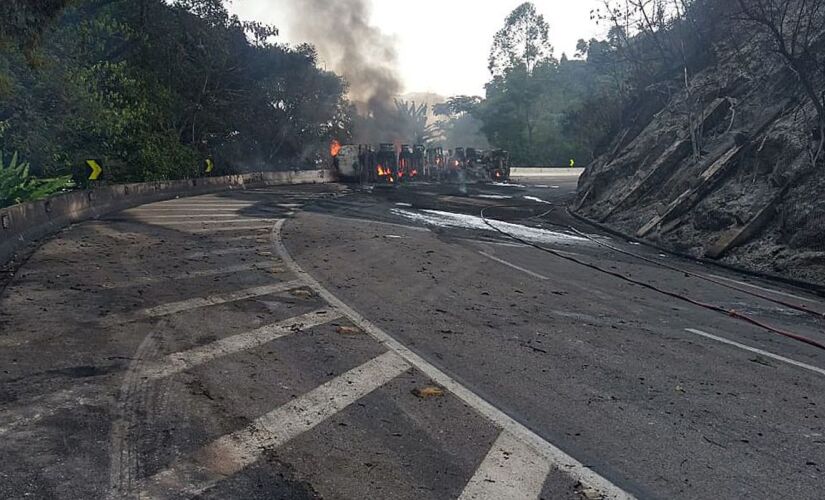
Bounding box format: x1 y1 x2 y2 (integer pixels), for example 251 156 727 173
0 169 336 265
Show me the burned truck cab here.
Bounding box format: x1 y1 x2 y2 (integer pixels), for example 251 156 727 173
425 147 445 180
376 143 399 184
411 145 426 180
488 149 511 182
398 144 415 181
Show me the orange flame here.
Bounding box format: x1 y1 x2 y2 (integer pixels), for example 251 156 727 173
330 139 342 157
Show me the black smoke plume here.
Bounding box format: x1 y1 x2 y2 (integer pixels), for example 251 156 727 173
283 0 406 143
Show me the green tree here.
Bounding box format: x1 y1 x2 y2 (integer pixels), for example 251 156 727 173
482 3 556 163
0 0 351 183
489 2 553 76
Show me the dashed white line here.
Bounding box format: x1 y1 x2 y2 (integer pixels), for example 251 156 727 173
140 309 340 380
140 351 410 498
272 219 633 500
100 280 302 326
459 431 552 500
479 251 549 280
685 328 825 378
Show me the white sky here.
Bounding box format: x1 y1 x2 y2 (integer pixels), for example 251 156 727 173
227 0 605 97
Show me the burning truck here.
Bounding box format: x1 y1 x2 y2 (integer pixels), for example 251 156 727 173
331 140 510 184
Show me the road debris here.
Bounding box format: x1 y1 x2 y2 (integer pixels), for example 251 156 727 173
336 326 363 336
291 289 314 299
412 386 445 399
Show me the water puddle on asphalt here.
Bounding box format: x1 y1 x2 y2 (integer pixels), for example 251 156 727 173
475 194 513 200
390 209 590 245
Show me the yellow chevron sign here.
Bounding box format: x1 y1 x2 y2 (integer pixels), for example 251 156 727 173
86 160 102 181
205 159 214 174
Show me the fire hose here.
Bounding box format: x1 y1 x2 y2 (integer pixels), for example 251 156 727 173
479 205 825 352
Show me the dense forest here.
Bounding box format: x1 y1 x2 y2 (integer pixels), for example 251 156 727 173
0 0 350 198
436 1 728 167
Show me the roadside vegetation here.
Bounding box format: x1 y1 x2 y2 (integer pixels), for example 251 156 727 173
0 0 351 203
0 151 72 208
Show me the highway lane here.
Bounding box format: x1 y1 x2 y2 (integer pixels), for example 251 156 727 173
286 178 825 499
0 178 823 499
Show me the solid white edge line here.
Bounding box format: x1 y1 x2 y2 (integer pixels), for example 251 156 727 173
459 430 552 500
685 328 825 377
271 219 634 500
478 251 549 280
140 351 410 498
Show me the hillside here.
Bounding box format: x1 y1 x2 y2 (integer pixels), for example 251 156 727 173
575 2 825 286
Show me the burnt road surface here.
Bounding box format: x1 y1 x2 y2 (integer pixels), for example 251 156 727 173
1 176 824 499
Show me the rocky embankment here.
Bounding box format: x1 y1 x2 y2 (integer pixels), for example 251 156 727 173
575 23 825 286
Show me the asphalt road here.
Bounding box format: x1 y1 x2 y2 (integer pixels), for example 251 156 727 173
1 177 823 499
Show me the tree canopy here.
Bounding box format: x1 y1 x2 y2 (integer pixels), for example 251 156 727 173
0 0 351 182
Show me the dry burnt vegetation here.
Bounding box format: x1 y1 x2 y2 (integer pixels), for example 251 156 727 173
576 0 825 284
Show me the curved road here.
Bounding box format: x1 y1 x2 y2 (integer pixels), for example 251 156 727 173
1 179 823 499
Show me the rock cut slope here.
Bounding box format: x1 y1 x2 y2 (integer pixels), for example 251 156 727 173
576 5 825 286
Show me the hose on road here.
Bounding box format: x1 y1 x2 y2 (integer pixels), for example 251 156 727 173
479 205 825 353
490 202 825 320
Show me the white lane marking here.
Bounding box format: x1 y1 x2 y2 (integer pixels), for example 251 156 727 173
140 309 340 380
183 246 267 259
138 204 256 209
101 280 302 326
705 274 823 305
189 225 276 233
128 207 267 212
479 251 549 281
99 263 270 289
272 220 633 500
208 235 269 242
459 431 551 500
143 219 279 226
128 214 260 219
685 329 825 378
140 351 409 498
149 199 253 205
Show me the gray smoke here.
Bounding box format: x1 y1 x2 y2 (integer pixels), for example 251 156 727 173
282 0 404 143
